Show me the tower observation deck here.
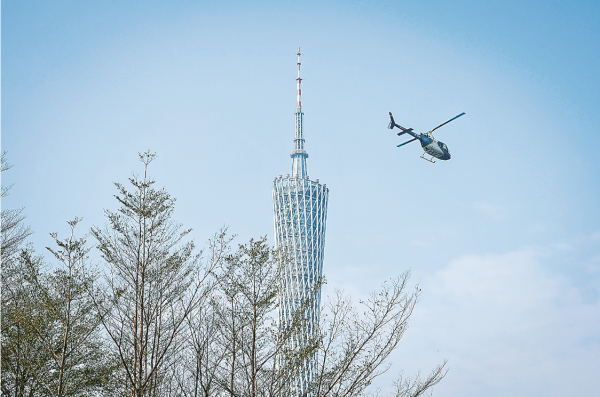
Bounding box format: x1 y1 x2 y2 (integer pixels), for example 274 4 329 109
272 48 329 395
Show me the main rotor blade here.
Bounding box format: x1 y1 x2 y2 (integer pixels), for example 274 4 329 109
397 137 418 147
426 112 466 134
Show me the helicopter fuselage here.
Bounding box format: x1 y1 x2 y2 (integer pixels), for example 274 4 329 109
405 131 451 161
420 136 451 160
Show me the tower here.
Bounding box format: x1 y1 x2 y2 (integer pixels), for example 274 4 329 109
272 48 329 395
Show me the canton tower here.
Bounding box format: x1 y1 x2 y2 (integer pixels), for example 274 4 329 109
272 48 329 395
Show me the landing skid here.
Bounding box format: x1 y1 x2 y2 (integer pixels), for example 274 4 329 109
420 153 436 163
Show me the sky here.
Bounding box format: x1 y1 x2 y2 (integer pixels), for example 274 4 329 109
2 1 600 395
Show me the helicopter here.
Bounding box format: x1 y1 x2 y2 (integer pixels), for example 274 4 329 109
388 111 465 163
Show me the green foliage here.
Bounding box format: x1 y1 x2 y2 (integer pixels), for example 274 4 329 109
174 234 323 397
2 248 52 397
40 218 114 396
2 223 114 397
1 153 33 262
91 151 208 397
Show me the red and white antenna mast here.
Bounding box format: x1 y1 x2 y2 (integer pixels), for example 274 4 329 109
291 47 308 178
296 47 302 109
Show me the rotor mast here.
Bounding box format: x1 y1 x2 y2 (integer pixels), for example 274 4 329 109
291 47 308 178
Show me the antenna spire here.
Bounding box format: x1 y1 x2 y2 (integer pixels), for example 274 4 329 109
291 47 308 178
296 47 302 109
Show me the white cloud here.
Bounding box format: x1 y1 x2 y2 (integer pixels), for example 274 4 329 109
388 250 600 397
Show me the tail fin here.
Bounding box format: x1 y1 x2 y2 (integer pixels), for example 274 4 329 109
388 112 396 129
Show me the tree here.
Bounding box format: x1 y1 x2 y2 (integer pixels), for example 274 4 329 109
1 248 54 397
1 152 46 397
172 230 232 397
91 151 216 397
215 237 318 397
176 235 319 397
1 152 33 262
2 219 115 397
312 274 447 397
37 218 114 396
213 237 286 397
177 236 444 397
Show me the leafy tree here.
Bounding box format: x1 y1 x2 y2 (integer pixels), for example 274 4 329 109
38 218 114 396
172 230 232 397
312 274 447 397
1 152 46 397
91 151 216 397
176 235 319 397
217 237 318 397
2 219 115 397
1 248 53 397
1 152 33 262
177 237 444 397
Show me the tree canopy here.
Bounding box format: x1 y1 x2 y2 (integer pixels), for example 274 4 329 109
1 152 446 397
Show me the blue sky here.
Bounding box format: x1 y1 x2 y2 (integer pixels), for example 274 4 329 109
3 1 600 395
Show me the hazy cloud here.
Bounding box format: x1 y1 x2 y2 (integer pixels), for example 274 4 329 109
394 250 600 397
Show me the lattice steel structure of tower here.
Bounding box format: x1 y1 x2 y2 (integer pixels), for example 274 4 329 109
272 48 329 395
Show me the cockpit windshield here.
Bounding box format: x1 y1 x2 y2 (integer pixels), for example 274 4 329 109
439 142 448 151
